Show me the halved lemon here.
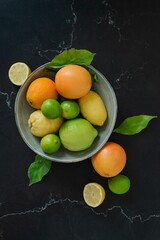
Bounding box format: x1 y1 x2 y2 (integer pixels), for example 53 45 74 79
83 182 106 208
8 62 31 86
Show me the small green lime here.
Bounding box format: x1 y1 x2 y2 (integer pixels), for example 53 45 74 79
61 100 80 119
41 99 62 119
40 134 61 154
108 174 131 194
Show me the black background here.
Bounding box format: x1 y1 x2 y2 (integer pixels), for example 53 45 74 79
0 0 160 239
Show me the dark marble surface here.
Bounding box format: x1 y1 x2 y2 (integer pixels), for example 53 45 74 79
0 0 160 239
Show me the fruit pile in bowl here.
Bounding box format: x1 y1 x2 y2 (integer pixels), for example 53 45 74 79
14 49 117 163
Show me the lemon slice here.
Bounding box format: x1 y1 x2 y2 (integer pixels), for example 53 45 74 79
83 182 105 208
8 62 31 86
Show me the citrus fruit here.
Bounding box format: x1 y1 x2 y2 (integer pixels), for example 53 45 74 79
83 183 105 208
55 64 92 99
108 174 131 194
8 62 31 86
91 142 126 178
78 90 107 126
59 118 98 151
40 134 61 154
41 99 62 119
26 77 58 109
61 100 80 119
28 110 63 137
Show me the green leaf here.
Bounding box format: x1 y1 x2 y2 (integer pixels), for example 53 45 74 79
86 67 99 83
113 115 157 135
46 48 96 69
28 155 52 186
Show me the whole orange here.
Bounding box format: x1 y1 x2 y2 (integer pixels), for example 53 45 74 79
26 77 58 109
91 142 126 178
55 64 92 99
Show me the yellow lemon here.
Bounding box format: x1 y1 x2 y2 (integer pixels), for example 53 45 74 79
28 110 63 137
78 90 107 126
8 62 31 86
83 182 106 208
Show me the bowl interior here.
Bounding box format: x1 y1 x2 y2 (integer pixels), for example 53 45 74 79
15 64 117 163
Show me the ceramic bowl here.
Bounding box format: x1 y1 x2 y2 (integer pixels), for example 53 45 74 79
14 64 117 163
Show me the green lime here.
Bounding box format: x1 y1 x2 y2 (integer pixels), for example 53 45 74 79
41 99 62 119
59 118 98 151
40 134 61 154
61 100 80 119
108 174 131 194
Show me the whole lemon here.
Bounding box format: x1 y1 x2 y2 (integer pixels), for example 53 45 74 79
78 90 107 126
28 110 63 137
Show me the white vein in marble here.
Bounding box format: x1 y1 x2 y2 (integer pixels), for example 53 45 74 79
38 0 77 60
95 0 127 42
0 194 160 224
113 61 148 92
0 91 16 109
